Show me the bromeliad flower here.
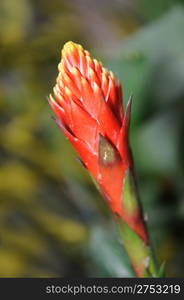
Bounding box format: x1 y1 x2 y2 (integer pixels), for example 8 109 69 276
49 41 159 277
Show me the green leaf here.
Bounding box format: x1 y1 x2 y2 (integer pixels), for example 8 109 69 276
122 169 139 215
158 261 166 277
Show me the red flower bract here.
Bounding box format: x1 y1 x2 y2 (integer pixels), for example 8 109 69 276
49 41 147 243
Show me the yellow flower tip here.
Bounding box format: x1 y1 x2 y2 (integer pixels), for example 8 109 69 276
61 48 66 58
58 62 65 73
93 59 98 65
102 67 108 76
81 77 87 86
71 66 80 76
63 72 70 82
62 41 84 57
93 81 99 91
89 67 94 76
78 49 85 58
49 94 55 102
84 50 90 56
64 86 72 96
58 79 64 89
53 86 59 97
109 71 115 79
102 72 107 83
86 55 93 66
92 59 98 69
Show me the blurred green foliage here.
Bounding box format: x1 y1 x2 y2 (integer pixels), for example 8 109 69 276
0 0 184 277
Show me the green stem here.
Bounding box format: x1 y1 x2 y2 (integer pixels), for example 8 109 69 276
117 169 159 277
117 219 158 277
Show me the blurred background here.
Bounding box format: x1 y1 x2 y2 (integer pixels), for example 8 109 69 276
0 0 184 277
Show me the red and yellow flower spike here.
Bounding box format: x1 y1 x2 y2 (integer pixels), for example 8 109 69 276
49 41 159 277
